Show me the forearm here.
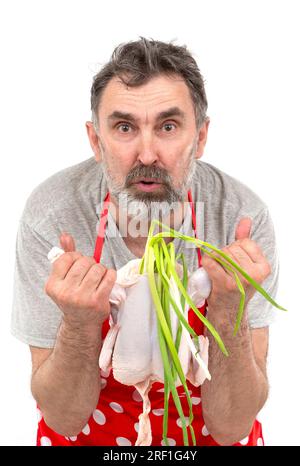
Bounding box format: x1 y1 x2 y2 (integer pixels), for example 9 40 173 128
201 310 268 445
31 319 102 436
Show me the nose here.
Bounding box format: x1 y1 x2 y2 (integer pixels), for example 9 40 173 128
136 130 159 165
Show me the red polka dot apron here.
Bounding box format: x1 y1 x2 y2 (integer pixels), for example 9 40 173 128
36 190 264 446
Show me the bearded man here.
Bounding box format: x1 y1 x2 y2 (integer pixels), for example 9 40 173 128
11 37 278 447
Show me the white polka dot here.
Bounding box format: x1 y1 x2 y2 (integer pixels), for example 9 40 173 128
176 416 190 428
82 424 90 435
152 408 164 416
239 436 249 445
202 425 210 436
109 402 124 413
116 436 132 446
161 438 176 446
100 368 111 378
37 409 42 422
69 436 77 442
132 389 143 402
257 437 264 446
101 378 107 389
191 397 201 405
134 422 139 433
179 390 193 397
40 436 52 446
93 409 106 425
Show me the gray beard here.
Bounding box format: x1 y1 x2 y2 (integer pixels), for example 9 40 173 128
117 163 196 221
100 145 197 221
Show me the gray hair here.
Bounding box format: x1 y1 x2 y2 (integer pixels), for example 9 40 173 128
90 37 208 131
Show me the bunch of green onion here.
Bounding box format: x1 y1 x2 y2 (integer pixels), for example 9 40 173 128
138 219 287 446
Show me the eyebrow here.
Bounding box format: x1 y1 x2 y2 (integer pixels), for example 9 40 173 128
107 106 186 123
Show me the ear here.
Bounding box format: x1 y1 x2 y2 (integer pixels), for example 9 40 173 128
194 118 210 160
85 121 102 162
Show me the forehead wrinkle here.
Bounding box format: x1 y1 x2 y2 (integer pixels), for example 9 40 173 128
103 76 192 124
103 75 190 109
115 92 180 111
111 83 185 107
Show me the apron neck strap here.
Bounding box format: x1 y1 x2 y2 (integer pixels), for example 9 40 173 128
93 191 111 263
188 189 202 267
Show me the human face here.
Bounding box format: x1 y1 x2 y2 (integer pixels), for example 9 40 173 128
86 74 209 213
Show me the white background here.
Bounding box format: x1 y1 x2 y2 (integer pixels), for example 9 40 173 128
0 0 299 446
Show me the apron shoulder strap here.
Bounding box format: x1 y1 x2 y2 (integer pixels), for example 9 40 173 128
188 189 202 267
93 191 111 263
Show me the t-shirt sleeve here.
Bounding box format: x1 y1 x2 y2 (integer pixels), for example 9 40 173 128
245 206 280 328
11 219 62 348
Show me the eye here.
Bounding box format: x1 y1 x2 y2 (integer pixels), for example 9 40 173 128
116 123 132 133
162 122 176 132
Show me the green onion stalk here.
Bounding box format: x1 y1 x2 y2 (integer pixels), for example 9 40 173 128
138 219 287 446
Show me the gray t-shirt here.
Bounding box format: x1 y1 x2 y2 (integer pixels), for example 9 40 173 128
11 157 279 348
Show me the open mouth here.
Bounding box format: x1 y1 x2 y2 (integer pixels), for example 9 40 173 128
134 178 162 184
133 179 163 191
138 181 158 185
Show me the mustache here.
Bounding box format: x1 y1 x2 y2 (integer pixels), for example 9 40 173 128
124 165 172 187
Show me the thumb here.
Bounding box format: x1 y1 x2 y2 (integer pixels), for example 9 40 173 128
60 232 76 252
235 217 252 241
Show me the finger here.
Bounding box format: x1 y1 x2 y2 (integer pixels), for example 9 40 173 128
224 244 254 272
235 218 252 241
224 241 272 290
51 251 83 280
202 252 230 283
79 263 108 291
208 249 234 276
64 256 98 287
235 240 271 282
60 232 76 252
94 268 117 297
235 238 266 264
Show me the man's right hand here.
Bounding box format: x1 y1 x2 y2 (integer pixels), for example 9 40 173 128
44 232 117 327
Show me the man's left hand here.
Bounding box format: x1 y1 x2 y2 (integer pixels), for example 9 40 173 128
202 217 272 326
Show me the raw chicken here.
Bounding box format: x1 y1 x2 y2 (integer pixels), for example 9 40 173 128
99 258 212 446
